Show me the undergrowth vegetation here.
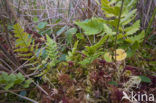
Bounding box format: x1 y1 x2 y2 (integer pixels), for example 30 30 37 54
0 0 156 103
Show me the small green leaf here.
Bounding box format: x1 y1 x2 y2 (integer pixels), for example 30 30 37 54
65 28 77 44
56 26 68 36
2 72 9 82
131 42 140 50
23 79 33 88
104 52 112 62
75 18 103 35
4 82 14 90
55 19 61 23
9 74 16 82
76 33 84 39
15 73 25 84
40 29 53 35
37 22 47 29
126 49 136 58
33 17 39 22
59 54 66 61
19 91 27 96
139 76 151 83
108 81 118 86
65 28 77 35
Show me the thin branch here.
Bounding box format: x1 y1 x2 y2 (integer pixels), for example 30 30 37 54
2 21 20 65
143 0 152 27
0 58 13 72
5 0 18 22
114 0 124 62
0 44 17 69
0 64 10 73
8 90 38 103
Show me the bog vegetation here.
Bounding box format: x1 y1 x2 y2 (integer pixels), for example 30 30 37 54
0 0 156 103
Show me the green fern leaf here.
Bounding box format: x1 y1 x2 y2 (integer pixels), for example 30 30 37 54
121 9 137 25
101 0 120 17
79 53 99 67
66 41 79 61
14 24 32 48
103 24 116 35
83 35 109 56
46 35 58 67
126 31 145 43
125 20 140 35
13 24 33 59
13 23 42 71
14 47 29 52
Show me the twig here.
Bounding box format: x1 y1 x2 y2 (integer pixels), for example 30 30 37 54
86 35 92 46
0 58 13 72
143 0 152 27
68 0 80 22
44 0 56 41
114 0 124 62
33 82 49 96
0 89 30 94
143 7 156 44
8 90 38 103
88 0 91 18
0 64 10 73
2 21 20 65
5 0 18 22
0 44 17 69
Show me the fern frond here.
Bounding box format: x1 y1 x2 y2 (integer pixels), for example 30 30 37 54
79 53 99 67
121 9 137 26
14 24 33 59
103 24 116 35
13 23 42 70
125 20 140 35
83 35 109 56
14 24 32 48
101 0 120 17
66 41 79 61
46 35 58 67
126 31 145 44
